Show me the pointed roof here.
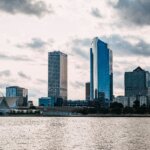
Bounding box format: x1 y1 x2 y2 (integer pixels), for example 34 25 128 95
133 66 145 72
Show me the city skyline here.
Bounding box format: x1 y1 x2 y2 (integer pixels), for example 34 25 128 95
0 0 149 105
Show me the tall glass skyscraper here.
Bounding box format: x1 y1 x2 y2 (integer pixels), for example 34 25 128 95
48 51 67 100
90 37 113 106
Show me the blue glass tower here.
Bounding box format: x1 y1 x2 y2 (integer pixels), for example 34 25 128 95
90 37 113 106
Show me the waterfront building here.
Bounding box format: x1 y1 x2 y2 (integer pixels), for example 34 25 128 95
6 86 28 106
85 82 90 100
5 97 21 108
139 96 148 106
48 51 67 100
0 97 9 112
114 96 129 107
28 101 33 107
39 97 55 107
114 95 149 108
67 100 88 107
90 37 113 106
125 67 150 97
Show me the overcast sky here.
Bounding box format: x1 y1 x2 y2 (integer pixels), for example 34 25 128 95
0 0 149 105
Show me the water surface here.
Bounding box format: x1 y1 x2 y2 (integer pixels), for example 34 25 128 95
0 117 150 150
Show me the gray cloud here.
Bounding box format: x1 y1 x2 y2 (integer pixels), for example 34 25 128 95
102 35 150 57
72 47 89 60
70 81 84 89
71 38 91 60
0 0 53 17
71 35 150 62
36 79 47 84
40 63 48 66
91 8 102 18
24 38 47 49
71 35 150 60
0 70 11 77
75 65 81 69
18 71 31 80
0 54 32 61
72 38 91 47
114 0 150 26
29 88 44 98
17 38 54 52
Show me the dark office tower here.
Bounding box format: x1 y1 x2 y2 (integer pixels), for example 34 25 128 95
125 67 150 97
48 51 67 100
85 82 90 100
90 37 113 106
6 86 28 106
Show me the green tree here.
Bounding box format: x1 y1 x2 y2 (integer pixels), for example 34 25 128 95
110 102 123 114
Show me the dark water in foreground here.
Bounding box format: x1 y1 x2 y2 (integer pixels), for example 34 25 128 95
0 117 150 150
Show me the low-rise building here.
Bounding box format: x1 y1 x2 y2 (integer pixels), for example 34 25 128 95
67 100 88 107
6 86 28 106
129 96 136 107
114 96 129 107
139 96 148 106
5 97 19 109
114 96 149 108
28 101 33 107
0 97 10 113
39 97 55 107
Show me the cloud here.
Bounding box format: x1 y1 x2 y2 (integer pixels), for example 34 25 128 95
0 0 53 17
70 81 84 89
114 0 150 26
71 35 150 61
0 54 32 61
36 79 47 84
0 70 11 77
91 8 102 18
102 35 150 57
72 38 91 47
24 38 47 49
16 38 54 52
72 47 89 60
29 88 45 99
18 71 31 80
71 38 91 60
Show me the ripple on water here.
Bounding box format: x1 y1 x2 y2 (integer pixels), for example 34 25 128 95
0 117 150 150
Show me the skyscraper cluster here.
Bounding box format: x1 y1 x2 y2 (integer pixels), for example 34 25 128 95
1 36 149 110
47 37 113 107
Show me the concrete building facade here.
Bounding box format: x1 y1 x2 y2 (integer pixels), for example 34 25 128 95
48 51 67 100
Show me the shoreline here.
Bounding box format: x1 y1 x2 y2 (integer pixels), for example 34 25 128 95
1 114 150 117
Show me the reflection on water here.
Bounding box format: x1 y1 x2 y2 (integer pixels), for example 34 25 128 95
0 117 150 150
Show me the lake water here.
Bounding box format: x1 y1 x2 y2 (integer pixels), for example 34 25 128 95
0 117 150 150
